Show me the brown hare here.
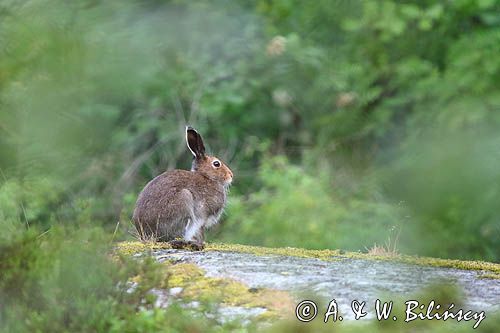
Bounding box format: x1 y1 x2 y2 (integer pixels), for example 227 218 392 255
133 126 233 250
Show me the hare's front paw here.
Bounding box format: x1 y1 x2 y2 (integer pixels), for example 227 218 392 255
169 239 188 249
187 241 204 251
169 239 204 251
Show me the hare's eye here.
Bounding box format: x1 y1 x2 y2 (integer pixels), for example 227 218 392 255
212 160 221 168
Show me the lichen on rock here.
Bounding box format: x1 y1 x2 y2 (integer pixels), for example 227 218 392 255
116 241 500 277
116 240 500 324
157 260 294 320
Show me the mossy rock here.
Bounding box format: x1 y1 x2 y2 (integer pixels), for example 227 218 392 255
116 240 500 324
116 241 500 277
159 261 294 320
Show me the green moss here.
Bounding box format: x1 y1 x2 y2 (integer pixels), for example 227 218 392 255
206 242 345 260
210 243 500 276
119 248 295 321
116 241 500 278
116 240 500 325
477 272 500 279
159 261 294 320
165 263 205 286
114 241 172 256
393 254 500 276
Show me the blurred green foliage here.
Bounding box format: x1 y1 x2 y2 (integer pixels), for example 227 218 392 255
0 223 250 332
1 221 498 331
219 155 405 251
0 0 499 263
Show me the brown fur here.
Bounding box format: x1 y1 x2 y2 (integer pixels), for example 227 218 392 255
132 127 232 246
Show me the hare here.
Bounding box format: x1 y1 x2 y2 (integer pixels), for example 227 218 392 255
133 126 233 250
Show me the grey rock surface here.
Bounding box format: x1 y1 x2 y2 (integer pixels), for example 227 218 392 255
151 249 500 320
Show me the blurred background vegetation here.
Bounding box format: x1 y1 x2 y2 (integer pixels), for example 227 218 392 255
1 0 500 331
1 0 499 262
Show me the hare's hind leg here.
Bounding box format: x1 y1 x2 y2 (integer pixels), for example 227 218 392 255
170 239 204 251
184 217 204 242
174 188 204 242
169 217 204 251
168 189 205 250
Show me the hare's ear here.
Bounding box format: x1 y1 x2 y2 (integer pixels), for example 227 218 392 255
186 126 206 158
